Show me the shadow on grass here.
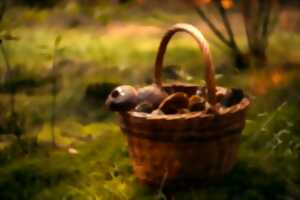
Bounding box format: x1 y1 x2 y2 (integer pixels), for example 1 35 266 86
0 127 127 200
0 164 78 200
171 160 299 200
0 139 79 200
219 161 288 199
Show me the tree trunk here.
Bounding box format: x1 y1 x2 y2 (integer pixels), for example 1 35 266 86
234 52 250 70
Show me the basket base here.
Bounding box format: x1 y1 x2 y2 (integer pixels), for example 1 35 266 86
127 133 240 188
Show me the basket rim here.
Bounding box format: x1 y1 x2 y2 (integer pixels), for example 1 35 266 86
125 84 250 121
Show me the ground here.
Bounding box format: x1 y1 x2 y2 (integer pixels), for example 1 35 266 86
0 2 300 200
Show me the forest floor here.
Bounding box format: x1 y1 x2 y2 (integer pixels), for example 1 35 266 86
0 2 300 200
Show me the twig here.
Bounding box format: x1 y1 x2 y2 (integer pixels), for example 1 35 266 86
261 0 279 50
156 170 168 200
194 5 232 48
214 0 240 53
267 0 280 37
0 41 15 115
249 101 288 151
50 36 61 148
241 0 255 52
50 74 56 148
260 101 287 132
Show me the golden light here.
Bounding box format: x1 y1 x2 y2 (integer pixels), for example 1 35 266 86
221 0 234 9
250 69 286 96
194 0 211 6
136 0 145 5
271 70 285 86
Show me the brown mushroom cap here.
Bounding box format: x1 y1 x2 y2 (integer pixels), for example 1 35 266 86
188 95 206 112
158 92 189 114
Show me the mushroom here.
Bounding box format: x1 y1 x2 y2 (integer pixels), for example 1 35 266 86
106 84 167 112
105 85 138 111
137 85 168 107
188 95 206 112
158 92 189 114
221 88 244 107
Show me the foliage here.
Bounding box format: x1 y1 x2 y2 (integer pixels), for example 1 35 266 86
193 0 280 69
0 2 299 200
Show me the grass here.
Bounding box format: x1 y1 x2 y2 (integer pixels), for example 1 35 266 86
0 2 300 200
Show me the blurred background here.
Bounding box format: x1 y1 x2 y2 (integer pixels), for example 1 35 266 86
0 0 299 199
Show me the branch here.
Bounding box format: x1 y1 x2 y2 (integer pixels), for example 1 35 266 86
194 5 232 48
262 0 280 49
50 36 61 148
0 41 15 114
241 0 256 52
214 0 240 53
260 0 271 51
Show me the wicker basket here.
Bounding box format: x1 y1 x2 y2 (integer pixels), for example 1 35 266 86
118 23 250 187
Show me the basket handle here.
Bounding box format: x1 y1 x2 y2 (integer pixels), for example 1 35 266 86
154 23 217 106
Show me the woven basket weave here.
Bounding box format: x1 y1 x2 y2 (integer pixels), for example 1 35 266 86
118 23 250 187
